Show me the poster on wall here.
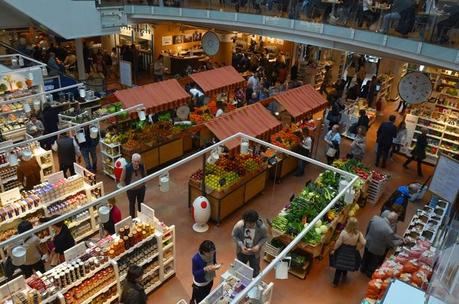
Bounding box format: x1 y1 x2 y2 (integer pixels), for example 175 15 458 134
192 31 202 41
184 34 193 43
119 60 132 87
173 35 184 44
162 36 173 46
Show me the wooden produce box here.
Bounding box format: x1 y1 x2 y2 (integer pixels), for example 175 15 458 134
188 169 268 224
159 138 183 164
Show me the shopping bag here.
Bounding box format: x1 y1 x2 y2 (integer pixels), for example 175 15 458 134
326 147 337 157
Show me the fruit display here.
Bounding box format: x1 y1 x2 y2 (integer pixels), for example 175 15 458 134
0 102 23 113
270 129 301 150
190 154 265 192
103 131 123 145
332 159 371 189
189 106 213 124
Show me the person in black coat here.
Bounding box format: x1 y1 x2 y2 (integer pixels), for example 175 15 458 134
403 128 428 177
121 265 147 304
376 115 397 168
41 103 59 150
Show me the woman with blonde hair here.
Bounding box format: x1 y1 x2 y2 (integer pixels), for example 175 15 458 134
330 217 366 286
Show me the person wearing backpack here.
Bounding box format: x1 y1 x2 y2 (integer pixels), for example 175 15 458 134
380 184 418 222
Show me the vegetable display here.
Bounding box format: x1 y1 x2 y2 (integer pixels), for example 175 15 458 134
270 129 301 150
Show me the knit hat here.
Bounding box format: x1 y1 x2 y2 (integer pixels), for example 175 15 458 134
21 150 33 161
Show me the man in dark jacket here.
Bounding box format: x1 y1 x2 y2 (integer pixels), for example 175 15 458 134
41 102 59 150
121 265 147 304
376 115 397 168
52 132 81 177
77 127 99 173
403 128 428 176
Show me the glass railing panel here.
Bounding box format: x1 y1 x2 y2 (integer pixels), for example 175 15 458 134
97 0 459 49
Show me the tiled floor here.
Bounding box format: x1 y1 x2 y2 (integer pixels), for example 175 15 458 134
88 100 433 304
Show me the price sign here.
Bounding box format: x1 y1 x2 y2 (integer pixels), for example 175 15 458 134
47 171 65 184
114 216 132 235
0 187 22 206
64 242 87 261
140 203 155 220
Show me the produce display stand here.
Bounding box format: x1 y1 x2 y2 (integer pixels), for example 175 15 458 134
0 165 104 282
0 54 46 143
188 166 268 224
101 140 121 179
0 204 176 304
362 198 450 303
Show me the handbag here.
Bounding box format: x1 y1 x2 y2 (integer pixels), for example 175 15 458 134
326 147 337 157
49 251 61 267
329 251 336 268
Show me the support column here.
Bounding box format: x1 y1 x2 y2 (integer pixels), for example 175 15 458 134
75 38 86 81
214 34 233 66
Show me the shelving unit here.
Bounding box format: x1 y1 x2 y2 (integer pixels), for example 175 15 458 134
297 61 332 91
405 92 459 163
34 148 55 181
376 74 394 114
101 140 121 180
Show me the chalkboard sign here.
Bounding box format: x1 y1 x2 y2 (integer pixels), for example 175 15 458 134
429 154 459 203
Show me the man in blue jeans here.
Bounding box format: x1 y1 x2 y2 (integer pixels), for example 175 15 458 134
380 0 414 34
77 127 99 173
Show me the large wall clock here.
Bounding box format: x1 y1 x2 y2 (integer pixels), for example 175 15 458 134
398 72 433 104
201 31 220 56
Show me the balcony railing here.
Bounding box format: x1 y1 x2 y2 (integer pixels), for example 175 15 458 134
97 0 459 50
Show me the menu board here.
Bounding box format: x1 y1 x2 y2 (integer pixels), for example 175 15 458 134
429 154 459 203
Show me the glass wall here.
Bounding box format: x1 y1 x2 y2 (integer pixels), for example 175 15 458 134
98 0 459 49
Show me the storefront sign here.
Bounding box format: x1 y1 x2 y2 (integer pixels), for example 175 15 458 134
162 36 173 46
119 60 132 87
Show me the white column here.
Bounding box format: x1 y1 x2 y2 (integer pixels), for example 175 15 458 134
75 38 86 81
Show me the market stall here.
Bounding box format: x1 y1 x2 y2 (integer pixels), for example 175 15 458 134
266 159 376 277
110 79 192 173
339 98 377 140
267 84 327 179
0 204 176 303
188 104 281 223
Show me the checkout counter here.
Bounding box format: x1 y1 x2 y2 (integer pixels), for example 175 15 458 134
162 50 208 75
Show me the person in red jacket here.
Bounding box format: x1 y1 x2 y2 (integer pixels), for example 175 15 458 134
104 198 122 235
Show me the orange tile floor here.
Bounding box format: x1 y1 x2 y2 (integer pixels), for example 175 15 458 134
81 100 432 304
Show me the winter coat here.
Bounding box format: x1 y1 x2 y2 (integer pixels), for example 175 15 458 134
350 135 366 161
365 215 403 256
377 121 397 148
412 133 428 160
121 281 147 304
17 158 41 190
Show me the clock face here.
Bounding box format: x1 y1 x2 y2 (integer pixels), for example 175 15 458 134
398 72 432 104
202 31 220 56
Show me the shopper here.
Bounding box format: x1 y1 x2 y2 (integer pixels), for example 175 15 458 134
396 98 407 113
52 132 81 178
189 84 205 106
77 127 99 173
348 126 366 161
121 265 147 304
349 109 369 134
191 240 220 304
154 55 165 82
26 113 45 138
16 150 41 191
324 124 341 165
41 102 59 150
103 198 122 235
326 99 344 130
403 128 428 177
294 133 313 177
122 153 146 218
232 210 268 277
381 184 418 222
356 64 366 87
391 121 407 157
248 72 260 91
360 212 404 278
16 220 46 278
367 75 378 108
375 115 397 168
320 65 332 94
51 221 75 265
215 101 225 117
345 63 356 89
330 217 366 287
